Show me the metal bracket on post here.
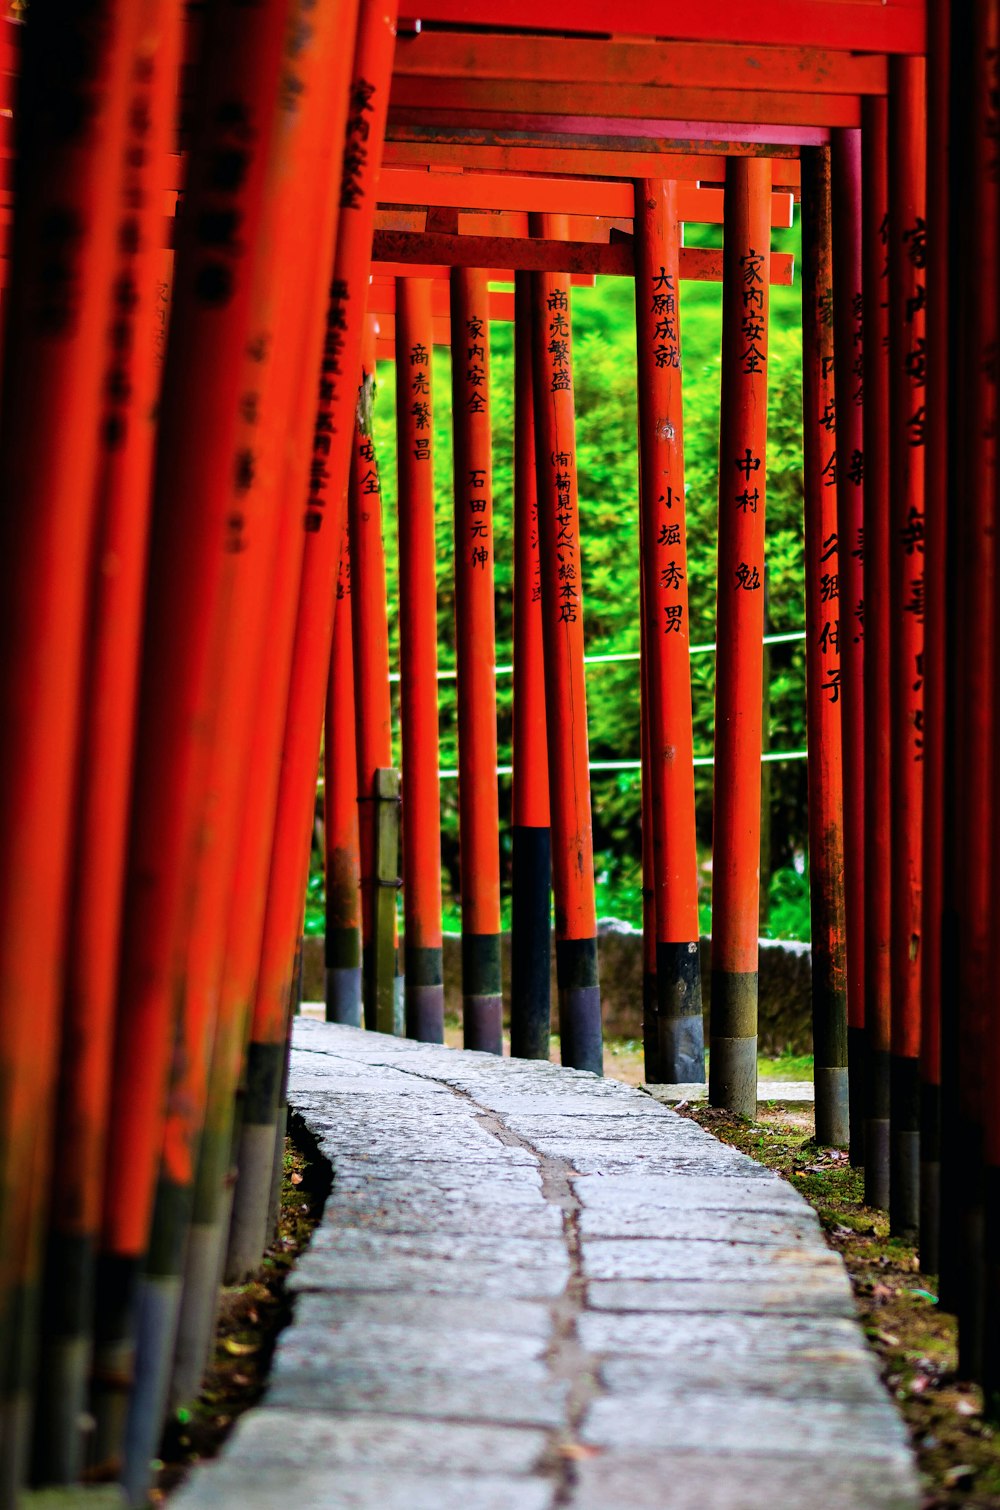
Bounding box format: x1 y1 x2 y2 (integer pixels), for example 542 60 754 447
374 767 402 1035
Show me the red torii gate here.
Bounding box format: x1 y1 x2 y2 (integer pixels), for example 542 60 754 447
6 0 1000 1497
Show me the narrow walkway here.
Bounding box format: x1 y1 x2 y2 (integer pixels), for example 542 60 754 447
177 1021 920 1510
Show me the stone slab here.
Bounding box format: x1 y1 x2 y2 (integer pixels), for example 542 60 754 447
174 1408 550 1474
175 1466 555 1510
644 1080 816 1106
178 1021 916 1510
570 1451 918 1510
581 1393 913 1458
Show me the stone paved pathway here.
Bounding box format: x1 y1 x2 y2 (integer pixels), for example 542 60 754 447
176 1020 920 1510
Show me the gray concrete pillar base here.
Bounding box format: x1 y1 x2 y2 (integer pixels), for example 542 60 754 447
463 995 503 1054
708 1035 757 1120
123 1275 183 1509
225 1121 277 1284
814 1065 850 1149
325 966 362 1027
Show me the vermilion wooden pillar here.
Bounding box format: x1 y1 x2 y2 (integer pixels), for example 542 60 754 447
325 521 363 1026
981 3 1000 1404
709 157 772 1119
830 127 867 1166
396 277 445 1042
634 179 704 1084
640 647 659 1080
945 0 996 1379
30 0 178 1483
450 266 503 1053
530 213 602 1076
801 147 849 1149
122 5 357 1489
919 0 949 1279
861 95 892 1210
349 337 397 1034
511 271 552 1059
227 0 398 1282
92 0 291 1467
887 54 927 1238
0 1 134 1488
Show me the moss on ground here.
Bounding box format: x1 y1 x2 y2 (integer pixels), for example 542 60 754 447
679 1103 1000 1509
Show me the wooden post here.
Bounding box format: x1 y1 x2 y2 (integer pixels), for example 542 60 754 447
450 266 503 1053
943 0 996 1379
887 54 927 1239
226 0 398 1283
982 0 1000 1403
374 768 403 1034
511 272 553 1060
121 5 357 1491
0 0 135 1487
709 157 772 1119
530 213 603 1076
640 620 660 1081
831 126 867 1167
861 94 892 1210
31 0 178 1482
634 179 704 1084
919 0 949 1281
800 146 849 1149
325 522 363 1026
349 360 397 1033
92 0 292 1468
396 277 445 1042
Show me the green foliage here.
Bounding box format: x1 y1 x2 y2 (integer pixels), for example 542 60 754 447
322 211 813 941
762 865 812 943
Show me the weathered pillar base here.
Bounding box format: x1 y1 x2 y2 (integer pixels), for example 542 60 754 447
326 964 362 1027
815 1065 850 1150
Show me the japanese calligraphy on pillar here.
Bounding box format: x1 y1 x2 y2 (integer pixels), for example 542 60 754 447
407 339 431 462
731 246 768 596
304 278 349 534
633 177 703 1033
813 285 842 706
465 310 492 570
544 287 581 624
647 266 687 637
339 77 376 211
898 196 926 761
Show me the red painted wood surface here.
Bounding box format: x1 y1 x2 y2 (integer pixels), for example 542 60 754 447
102 0 291 1266
250 0 398 1068
830 129 866 1037
349 366 395 974
887 56 926 1077
0 0 136 1458
395 0 923 52
382 138 803 187
512 273 550 836
324 522 362 984
396 278 444 967
801 145 848 1146
450 266 502 942
711 161 772 980
634 181 701 952
861 93 892 1207
529 216 598 948
372 230 796 282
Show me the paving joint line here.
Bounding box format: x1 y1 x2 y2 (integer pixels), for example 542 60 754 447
293 1044 605 1503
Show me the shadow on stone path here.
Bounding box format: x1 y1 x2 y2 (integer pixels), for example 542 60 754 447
175 1020 920 1510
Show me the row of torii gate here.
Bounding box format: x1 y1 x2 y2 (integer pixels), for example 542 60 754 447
0 0 993 1504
